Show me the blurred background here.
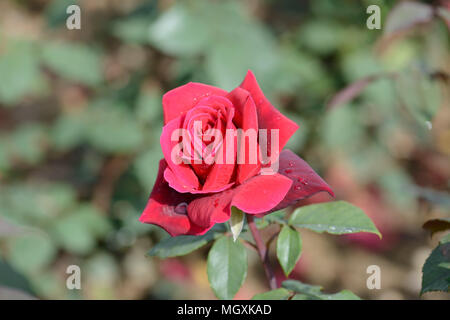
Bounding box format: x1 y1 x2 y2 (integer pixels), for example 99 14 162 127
0 0 449 300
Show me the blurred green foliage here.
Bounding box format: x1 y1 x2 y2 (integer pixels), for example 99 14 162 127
0 0 448 299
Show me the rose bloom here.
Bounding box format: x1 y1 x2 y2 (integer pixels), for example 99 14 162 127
139 71 333 236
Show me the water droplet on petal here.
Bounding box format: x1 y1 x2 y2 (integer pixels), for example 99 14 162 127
288 162 295 167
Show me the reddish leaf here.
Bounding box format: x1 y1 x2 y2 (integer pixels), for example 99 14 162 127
423 218 450 237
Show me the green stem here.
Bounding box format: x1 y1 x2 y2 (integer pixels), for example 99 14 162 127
247 214 277 290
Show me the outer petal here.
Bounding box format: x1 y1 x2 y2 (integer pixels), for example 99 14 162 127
227 87 261 184
139 160 210 236
160 116 200 193
231 173 293 214
270 149 334 212
162 82 228 124
187 189 235 228
187 173 292 228
239 70 299 154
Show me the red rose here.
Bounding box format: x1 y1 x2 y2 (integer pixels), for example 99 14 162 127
139 71 333 236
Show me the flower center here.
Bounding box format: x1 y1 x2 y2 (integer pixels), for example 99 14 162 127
180 96 234 182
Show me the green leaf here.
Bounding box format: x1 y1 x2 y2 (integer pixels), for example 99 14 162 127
289 201 381 238
207 236 247 300
148 2 210 56
291 290 360 300
321 104 365 152
255 210 287 229
282 279 323 295
41 41 102 86
148 227 223 258
204 2 279 91
51 204 111 255
283 114 309 151
439 262 450 270
396 67 441 129
7 124 48 166
8 233 56 273
51 113 86 151
324 290 361 300
377 168 415 210
252 288 291 300
255 219 269 229
0 182 77 226
421 242 450 294
0 41 44 104
277 225 302 276
112 18 150 44
298 20 343 55
206 29 278 91
263 210 287 224
0 257 34 295
230 207 245 241
133 147 164 190
135 88 163 124
85 102 144 153
282 280 361 300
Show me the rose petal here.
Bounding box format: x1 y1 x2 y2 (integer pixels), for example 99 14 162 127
227 87 261 184
188 173 292 228
270 149 334 212
139 160 210 236
163 82 228 124
187 189 235 228
160 116 200 193
164 165 234 195
231 173 293 214
202 100 236 192
239 70 299 154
